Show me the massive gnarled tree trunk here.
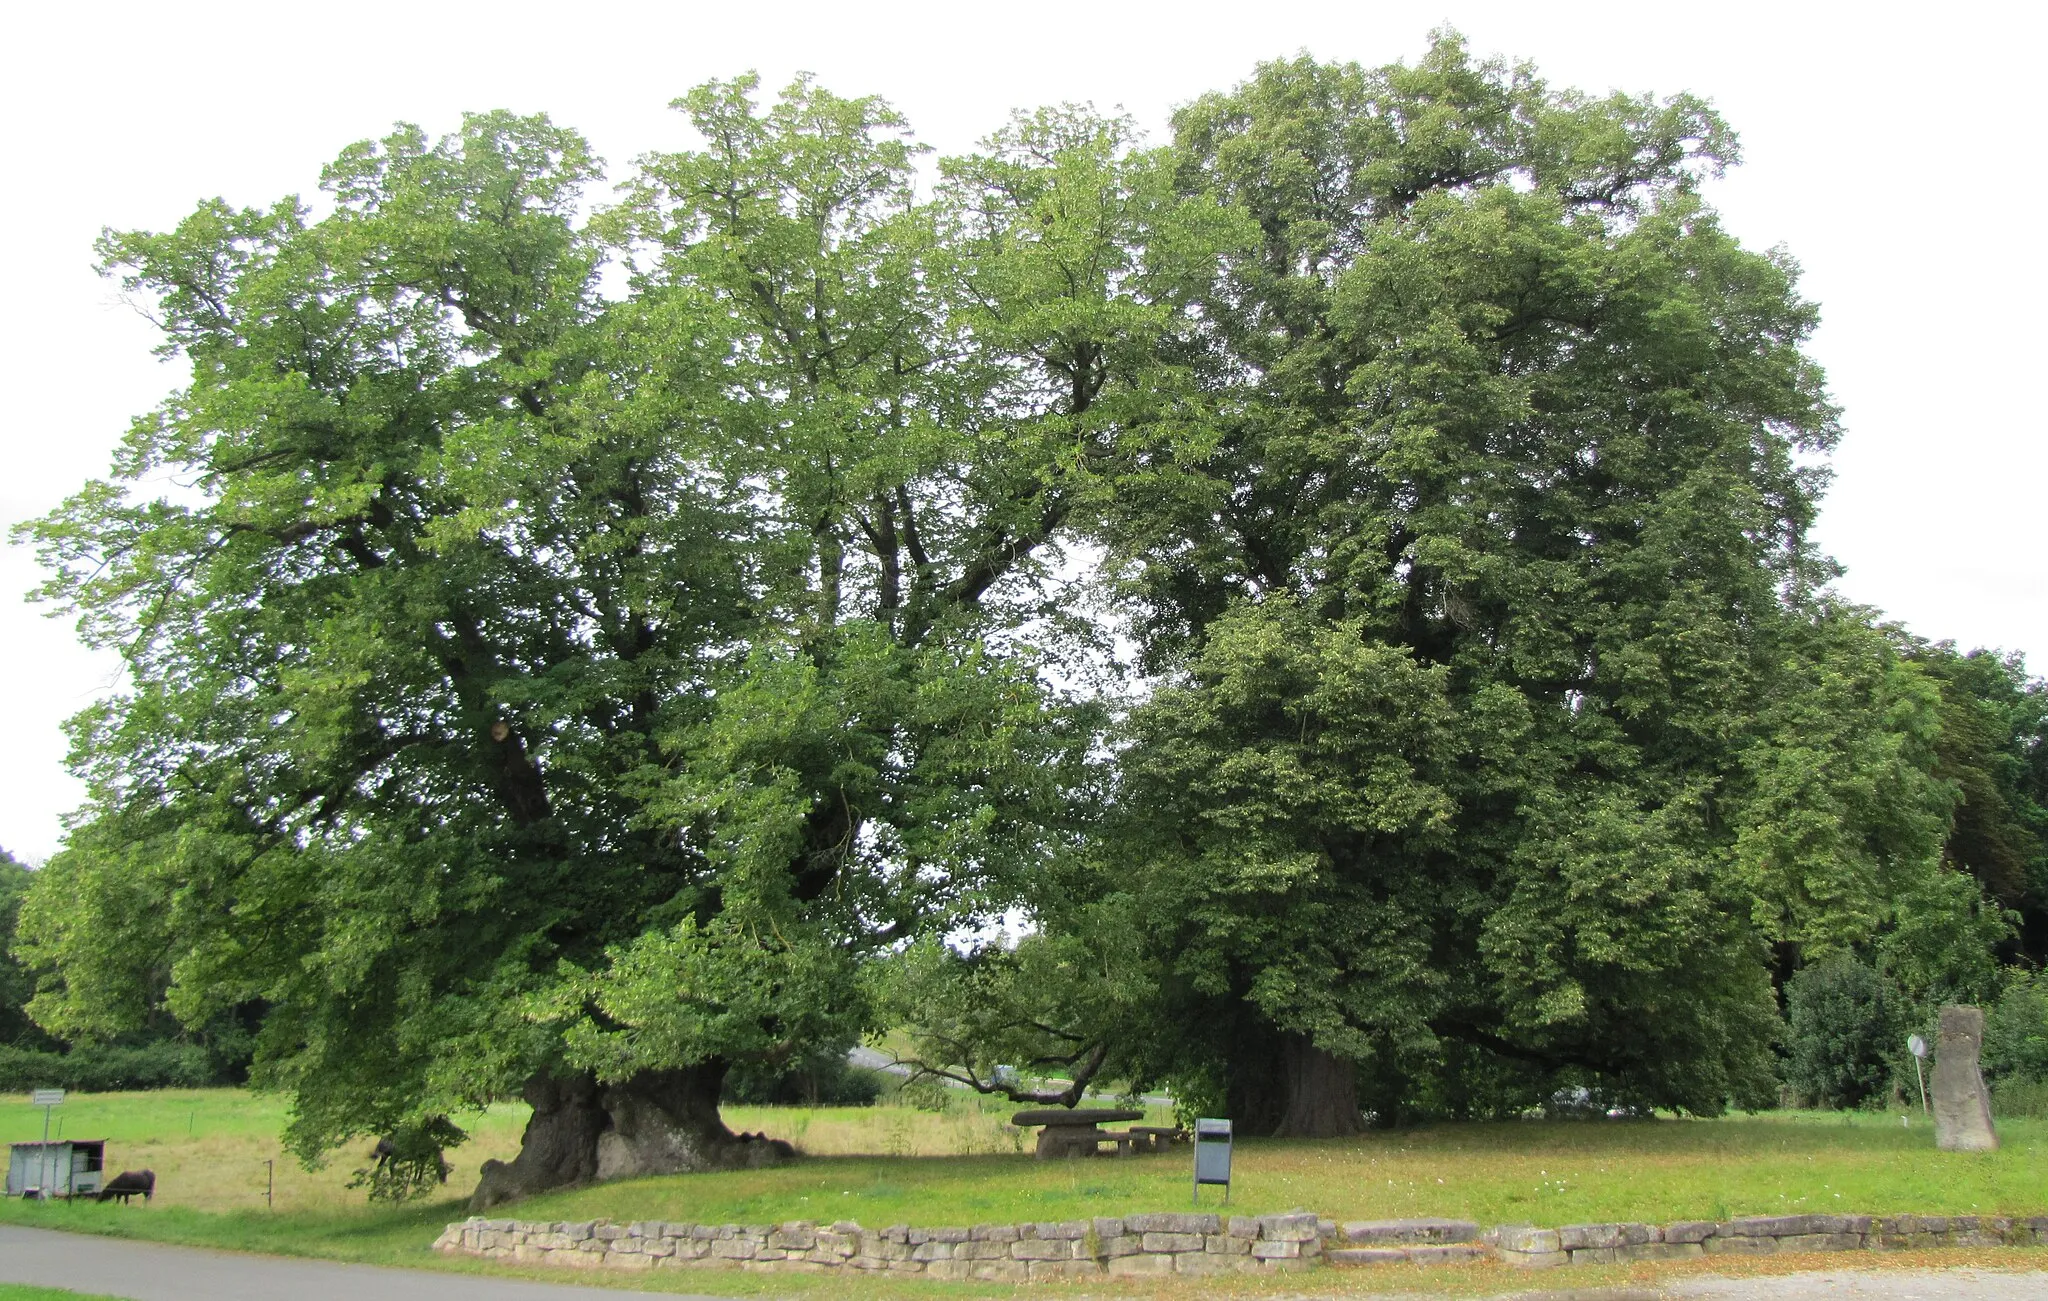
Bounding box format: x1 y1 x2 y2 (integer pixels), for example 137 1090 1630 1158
1272 1035 1363 1138
469 1062 793 1209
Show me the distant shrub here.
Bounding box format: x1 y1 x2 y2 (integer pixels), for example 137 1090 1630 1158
723 1047 883 1106
1991 1077 2048 1118
1782 954 1901 1109
0 1040 213 1093
1983 969 2048 1085
891 1076 952 1113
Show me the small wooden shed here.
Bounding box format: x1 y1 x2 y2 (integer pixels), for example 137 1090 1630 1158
6 1139 106 1198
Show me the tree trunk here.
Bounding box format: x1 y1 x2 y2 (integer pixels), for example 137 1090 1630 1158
469 1061 794 1210
1272 1035 1363 1138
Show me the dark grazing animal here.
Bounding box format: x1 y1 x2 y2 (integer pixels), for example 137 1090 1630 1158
96 1169 154 1203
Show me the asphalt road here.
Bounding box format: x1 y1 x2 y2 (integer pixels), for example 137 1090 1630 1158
0 1225 734 1300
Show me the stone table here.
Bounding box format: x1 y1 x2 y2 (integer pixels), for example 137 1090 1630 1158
1010 1108 1145 1159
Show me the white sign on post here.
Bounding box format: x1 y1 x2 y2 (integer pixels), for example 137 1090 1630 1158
28 1088 65 1198
1907 1034 1930 1117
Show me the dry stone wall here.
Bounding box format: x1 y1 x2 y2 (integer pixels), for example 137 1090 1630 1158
432 1211 1324 1280
436 1209 2048 1279
1489 1214 2048 1267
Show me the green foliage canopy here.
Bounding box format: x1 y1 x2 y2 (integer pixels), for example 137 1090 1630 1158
14 79 1232 1173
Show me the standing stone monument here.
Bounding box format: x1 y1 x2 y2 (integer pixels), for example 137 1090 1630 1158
1932 1004 1998 1152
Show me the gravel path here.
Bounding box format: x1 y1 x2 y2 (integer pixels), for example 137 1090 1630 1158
1663 1267 2048 1299
0 1225 734 1300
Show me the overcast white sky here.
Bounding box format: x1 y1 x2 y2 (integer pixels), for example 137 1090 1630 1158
1 1 2040 861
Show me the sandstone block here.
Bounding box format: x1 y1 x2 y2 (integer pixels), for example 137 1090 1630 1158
1205 1233 1252 1254
969 1261 1030 1282
1142 1231 1207 1253
1328 1247 1408 1265
1704 1235 1777 1255
1407 1244 1485 1264
1260 1212 1321 1242
1252 1239 1303 1259
1025 1259 1086 1279
1559 1222 1653 1250
814 1231 855 1258
1258 1256 1314 1273
1126 1212 1219 1234
1493 1225 1560 1254
1343 1217 1480 1245
1010 1238 1066 1260
1499 1249 1568 1269
1107 1253 1177 1275
1664 1220 1717 1244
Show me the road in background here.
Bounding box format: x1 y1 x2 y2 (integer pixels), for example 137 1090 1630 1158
0 1225 732 1301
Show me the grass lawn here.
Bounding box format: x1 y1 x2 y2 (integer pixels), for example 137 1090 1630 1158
4 1089 2047 1298
0 1290 130 1301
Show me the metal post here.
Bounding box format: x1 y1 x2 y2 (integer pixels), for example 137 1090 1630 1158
265 1159 274 1210
1908 1033 1931 1116
40 1101 51 1199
